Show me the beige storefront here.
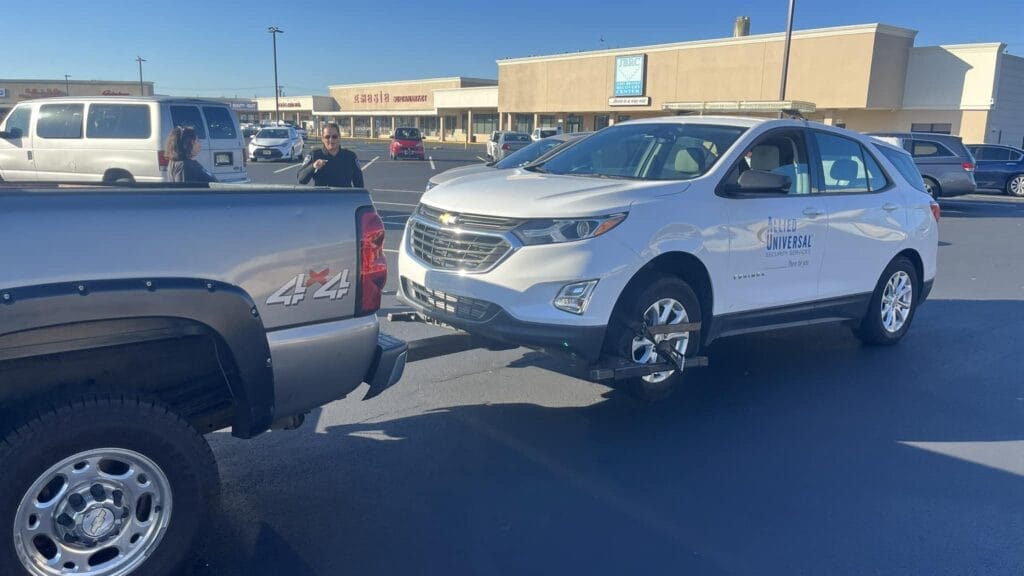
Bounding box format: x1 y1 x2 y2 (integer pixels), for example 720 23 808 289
0 79 154 120
496 23 1024 146
317 77 498 141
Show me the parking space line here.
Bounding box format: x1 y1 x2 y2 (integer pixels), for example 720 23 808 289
362 156 381 171
429 156 436 170
373 200 419 208
273 162 303 174
476 156 488 162
384 249 401 254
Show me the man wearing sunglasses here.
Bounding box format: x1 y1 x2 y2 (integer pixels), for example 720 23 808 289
298 123 365 187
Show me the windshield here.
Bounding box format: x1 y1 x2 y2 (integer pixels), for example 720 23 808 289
256 129 289 139
495 137 573 168
395 128 422 140
536 123 746 180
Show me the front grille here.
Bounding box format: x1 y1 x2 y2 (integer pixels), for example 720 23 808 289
409 220 511 272
418 204 524 231
402 278 500 322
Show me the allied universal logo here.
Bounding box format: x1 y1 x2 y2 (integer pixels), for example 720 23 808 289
765 217 813 257
439 212 459 226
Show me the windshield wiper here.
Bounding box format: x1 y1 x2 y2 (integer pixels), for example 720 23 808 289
523 164 547 173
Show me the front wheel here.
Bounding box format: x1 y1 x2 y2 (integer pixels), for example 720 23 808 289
1007 174 1024 197
0 397 218 576
854 257 919 345
606 276 702 401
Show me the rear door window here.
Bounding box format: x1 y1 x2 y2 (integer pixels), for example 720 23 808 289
169 105 206 139
814 132 889 193
37 104 83 139
86 104 151 139
202 106 237 139
911 140 955 158
975 147 1011 161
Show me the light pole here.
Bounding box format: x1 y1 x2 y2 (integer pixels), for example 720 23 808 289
136 56 147 95
268 26 284 124
64 75 71 96
779 0 795 102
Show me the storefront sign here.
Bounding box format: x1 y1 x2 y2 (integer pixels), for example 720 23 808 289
20 88 65 99
352 92 428 105
609 96 651 106
614 54 646 97
279 102 302 108
101 90 131 96
231 102 257 111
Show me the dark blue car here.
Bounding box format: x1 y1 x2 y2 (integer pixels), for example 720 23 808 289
967 144 1024 197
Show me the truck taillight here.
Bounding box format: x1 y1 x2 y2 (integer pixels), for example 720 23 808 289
962 161 974 172
357 208 387 316
930 201 941 222
157 151 169 168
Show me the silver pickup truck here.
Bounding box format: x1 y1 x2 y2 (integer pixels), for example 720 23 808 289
0 183 407 576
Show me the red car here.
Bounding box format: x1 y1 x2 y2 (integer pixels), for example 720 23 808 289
390 127 425 160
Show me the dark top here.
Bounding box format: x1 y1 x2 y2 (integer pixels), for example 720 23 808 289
168 158 216 183
297 148 364 187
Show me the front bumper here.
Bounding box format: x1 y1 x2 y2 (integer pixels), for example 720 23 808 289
397 277 606 361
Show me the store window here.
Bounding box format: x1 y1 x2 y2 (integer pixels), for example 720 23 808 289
354 117 371 138
539 115 556 129
421 116 439 137
444 115 457 136
472 113 498 135
910 123 952 135
594 115 610 131
616 115 631 124
566 115 583 134
513 114 533 134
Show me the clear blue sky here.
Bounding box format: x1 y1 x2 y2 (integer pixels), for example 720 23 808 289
7 0 1022 98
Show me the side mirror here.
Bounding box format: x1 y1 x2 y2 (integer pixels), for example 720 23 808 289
736 169 791 193
0 127 23 139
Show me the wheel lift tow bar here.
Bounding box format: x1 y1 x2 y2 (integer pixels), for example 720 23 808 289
389 312 707 380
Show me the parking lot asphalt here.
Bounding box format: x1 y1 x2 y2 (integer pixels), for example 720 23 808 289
194 153 1024 575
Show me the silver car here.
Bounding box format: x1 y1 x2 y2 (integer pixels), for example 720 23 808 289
248 126 304 162
489 131 532 161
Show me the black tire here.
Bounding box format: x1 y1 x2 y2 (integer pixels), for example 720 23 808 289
606 276 702 401
854 256 919 346
922 177 940 200
0 397 218 576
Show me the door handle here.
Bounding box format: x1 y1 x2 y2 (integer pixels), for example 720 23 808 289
882 203 899 212
802 207 824 218
27 151 33 161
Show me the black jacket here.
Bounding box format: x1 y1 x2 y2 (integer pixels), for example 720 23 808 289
168 158 216 183
297 148 364 187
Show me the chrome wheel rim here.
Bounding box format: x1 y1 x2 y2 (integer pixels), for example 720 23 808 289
631 297 690 384
14 448 173 576
880 271 913 333
1010 175 1024 197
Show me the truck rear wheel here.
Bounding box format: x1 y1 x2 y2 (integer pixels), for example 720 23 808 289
0 397 218 576
607 276 703 401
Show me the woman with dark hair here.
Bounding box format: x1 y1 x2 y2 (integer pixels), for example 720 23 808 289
165 125 216 183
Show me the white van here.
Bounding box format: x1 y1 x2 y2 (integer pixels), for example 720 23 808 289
0 96 249 183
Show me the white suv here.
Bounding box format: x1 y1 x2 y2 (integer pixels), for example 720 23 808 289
398 116 939 399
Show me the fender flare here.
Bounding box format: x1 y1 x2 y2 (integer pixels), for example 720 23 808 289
0 278 274 438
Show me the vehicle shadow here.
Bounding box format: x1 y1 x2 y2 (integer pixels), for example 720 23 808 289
940 197 1024 219
194 299 1024 576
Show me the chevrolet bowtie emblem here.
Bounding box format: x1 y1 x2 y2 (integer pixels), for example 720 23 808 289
439 212 459 226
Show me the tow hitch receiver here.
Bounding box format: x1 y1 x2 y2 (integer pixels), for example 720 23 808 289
589 321 707 382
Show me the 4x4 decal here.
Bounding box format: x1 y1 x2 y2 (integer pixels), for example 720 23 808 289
266 268 351 307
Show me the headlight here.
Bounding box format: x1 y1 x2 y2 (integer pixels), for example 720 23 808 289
513 213 627 246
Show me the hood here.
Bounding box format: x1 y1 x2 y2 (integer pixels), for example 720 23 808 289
429 163 494 186
422 169 687 217
251 137 291 146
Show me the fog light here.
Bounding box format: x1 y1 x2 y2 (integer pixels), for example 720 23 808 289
553 280 598 315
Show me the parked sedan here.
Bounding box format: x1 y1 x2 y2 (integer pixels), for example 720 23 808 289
248 127 304 162
966 144 1024 197
426 132 593 191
